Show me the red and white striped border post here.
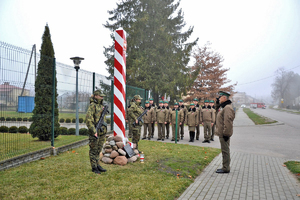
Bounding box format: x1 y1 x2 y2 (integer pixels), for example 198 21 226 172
114 28 127 144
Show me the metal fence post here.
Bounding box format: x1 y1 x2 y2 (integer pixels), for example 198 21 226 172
51 58 56 147
92 72 95 93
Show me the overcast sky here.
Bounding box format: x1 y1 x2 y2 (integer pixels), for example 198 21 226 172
1 0 300 100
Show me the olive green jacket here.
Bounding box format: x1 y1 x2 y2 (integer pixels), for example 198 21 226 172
169 108 184 124
156 106 167 123
186 108 198 127
216 100 235 137
128 102 144 123
85 98 106 136
143 106 156 123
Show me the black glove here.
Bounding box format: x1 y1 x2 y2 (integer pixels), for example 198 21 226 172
216 97 220 104
223 136 229 142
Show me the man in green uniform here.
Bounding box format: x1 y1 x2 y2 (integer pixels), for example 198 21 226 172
178 100 187 140
142 100 155 140
200 100 215 143
128 95 144 152
186 103 198 142
86 90 108 174
215 91 235 174
210 100 216 141
149 98 156 138
193 98 201 140
164 100 171 139
125 102 133 138
170 103 184 141
156 100 167 141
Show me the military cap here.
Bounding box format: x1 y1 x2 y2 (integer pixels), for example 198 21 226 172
134 95 143 100
204 100 209 103
219 91 231 97
210 100 214 103
94 89 105 97
145 100 150 104
149 98 153 101
174 102 179 105
190 103 195 106
164 100 168 103
159 100 163 103
193 98 198 101
179 100 183 102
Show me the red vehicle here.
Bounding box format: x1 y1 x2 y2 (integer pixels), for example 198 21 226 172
250 103 265 109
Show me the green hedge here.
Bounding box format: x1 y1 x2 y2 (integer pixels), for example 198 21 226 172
79 128 88 135
59 118 65 123
17 117 23 121
23 118 28 121
19 126 28 133
0 117 5 121
65 118 71 123
59 127 68 135
0 126 9 133
72 118 76 123
79 118 84 123
68 128 76 135
28 117 33 122
11 117 16 121
9 126 18 133
6 117 11 121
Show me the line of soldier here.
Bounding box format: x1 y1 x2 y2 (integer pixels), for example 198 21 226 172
126 96 217 144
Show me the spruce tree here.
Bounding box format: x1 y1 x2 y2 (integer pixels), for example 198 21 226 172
30 24 60 141
104 0 198 103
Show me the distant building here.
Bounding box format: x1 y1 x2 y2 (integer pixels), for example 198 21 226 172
0 82 29 107
233 92 256 105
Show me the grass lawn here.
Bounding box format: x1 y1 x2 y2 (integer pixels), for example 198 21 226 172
0 111 86 120
0 140 220 200
243 108 277 125
0 133 88 161
285 161 300 182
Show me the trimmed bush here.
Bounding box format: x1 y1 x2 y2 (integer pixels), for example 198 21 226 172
6 117 11 121
19 126 28 133
9 126 18 133
106 118 111 124
0 126 9 133
72 118 76 123
68 128 76 135
28 117 33 122
0 117 5 121
59 127 68 135
79 118 84 123
65 118 71 123
79 128 88 135
17 117 23 121
11 117 16 121
59 118 65 123
23 118 28 121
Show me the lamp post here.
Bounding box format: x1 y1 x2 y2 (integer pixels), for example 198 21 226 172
70 57 84 136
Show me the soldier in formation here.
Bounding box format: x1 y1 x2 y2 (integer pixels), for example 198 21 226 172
186 103 198 142
156 100 167 141
193 98 201 140
142 100 155 140
200 100 215 143
169 102 184 141
178 100 187 140
85 90 108 174
210 100 216 141
149 98 156 138
164 100 171 139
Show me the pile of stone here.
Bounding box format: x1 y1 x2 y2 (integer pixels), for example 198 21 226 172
100 135 140 165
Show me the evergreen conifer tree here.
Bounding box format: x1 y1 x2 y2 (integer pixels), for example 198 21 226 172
30 24 60 141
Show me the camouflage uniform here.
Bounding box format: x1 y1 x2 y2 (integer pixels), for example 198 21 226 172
128 95 144 150
86 90 107 173
126 103 133 138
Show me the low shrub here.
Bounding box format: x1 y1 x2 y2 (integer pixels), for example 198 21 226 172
11 117 16 121
23 118 28 121
0 117 5 121
59 127 68 135
72 118 76 123
68 128 76 135
79 128 88 135
28 117 33 122
0 126 9 133
59 118 65 123
79 118 84 123
106 118 111 124
17 117 23 121
65 118 71 123
9 126 18 133
6 117 11 121
18 126 28 133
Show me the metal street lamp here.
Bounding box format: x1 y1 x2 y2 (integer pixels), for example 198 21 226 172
70 57 84 136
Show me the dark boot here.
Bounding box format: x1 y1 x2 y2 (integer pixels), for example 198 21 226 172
92 167 101 174
189 131 192 142
97 164 107 172
191 132 195 142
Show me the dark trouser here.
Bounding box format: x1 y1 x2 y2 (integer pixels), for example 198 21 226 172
151 123 155 137
203 122 211 141
179 123 184 137
128 120 133 138
132 126 142 150
171 124 180 140
219 137 230 172
157 123 165 139
195 125 200 139
211 124 215 140
165 122 170 138
89 133 105 168
143 123 152 139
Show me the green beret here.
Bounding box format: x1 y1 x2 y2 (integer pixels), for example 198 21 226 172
134 95 143 100
159 100 163 103
149 98 153 101
174 102 179 105
193 98 198 101
94 89 105 97
145 100 150 104
190 103 195 106
179 100 183 102
210 100 214 103
164 100 168 103
204 100 209 103
219 91 231 97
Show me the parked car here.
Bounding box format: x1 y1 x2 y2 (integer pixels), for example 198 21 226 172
241 104 246 108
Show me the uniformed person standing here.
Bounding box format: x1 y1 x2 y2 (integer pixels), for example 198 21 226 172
125 101 133 138
178 100 187 140
186 103 198 142
210 100 216 141
164 100 171 139
200 100 215 143
86 90 107 174
215 91 235 173
142 100 155 140
128 95 144 152
169 103 184 141
149 98 156 138
156 100 167 141
193 98 201 140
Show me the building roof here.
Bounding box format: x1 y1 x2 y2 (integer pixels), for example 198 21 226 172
0 82 28 92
